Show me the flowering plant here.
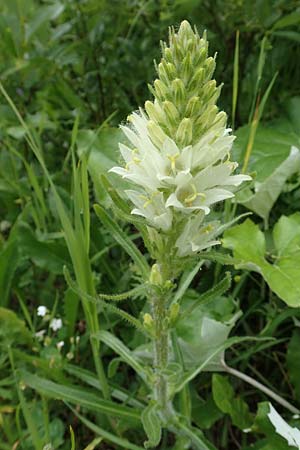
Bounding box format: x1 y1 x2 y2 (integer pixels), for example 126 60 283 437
101 20 251 448
110 21 250 264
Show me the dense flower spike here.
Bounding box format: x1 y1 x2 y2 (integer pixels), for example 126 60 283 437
110 20 250 256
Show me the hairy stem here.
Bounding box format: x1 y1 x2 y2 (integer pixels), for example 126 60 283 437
152 289 169 411
150 261 174 420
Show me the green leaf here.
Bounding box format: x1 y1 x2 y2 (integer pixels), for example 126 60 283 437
212 374 252 430
17 223 70 274
191 393 223 430
175 292 241 372
26 3 65 41
77 128 128 202
174 336 261 393
69 406 145 450
93 330 151 383
20 371 141 423
0 308 32 346
179 272 232 321
94 204 149 280
0 238 19 307
234 97 300 182
273 11 300 29
238 146 300 222
177 422 218 450
141 402 162 449
63 288 80 338
65 364 144 409
287 330 300 401
83 437 103 450
223 215 300 307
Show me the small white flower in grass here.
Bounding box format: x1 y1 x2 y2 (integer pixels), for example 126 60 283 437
50 318 62 332
35 329 46 339
56 341 64 350
37 305 47 317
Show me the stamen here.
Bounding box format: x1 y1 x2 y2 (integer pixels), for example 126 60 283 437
167 152 180 172
183 184 206 207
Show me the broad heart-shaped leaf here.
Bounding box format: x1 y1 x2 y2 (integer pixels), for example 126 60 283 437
253 402 300 450
222 214 300 307
212 374 253 430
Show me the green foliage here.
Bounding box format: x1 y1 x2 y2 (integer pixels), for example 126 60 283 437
223 214 300 306
212 374 252 430
287 330 300 401
0 308 32 346
141 402 162 448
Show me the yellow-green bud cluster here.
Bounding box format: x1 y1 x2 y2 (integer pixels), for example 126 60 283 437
146 21 226 148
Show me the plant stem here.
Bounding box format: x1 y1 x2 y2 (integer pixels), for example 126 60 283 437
223 362 300 414
152 288 169 413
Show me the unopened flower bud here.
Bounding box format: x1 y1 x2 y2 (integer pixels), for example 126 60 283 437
194 45 208 67
186 38 196 54
182 53 192 82
169 303 180 325
188 67 205 92
212 110 227 129
207 84 222 106
172 78 185 105
195 105 218 131
149 263 163 285
185 96 201 117
158 61 176 85
153 79 168 101
147 120 167 147
172 36 183 61
164 47 173 62
178 20 194 39
143 313 153 327
176 117 193 147
163 100 179 126
145 100 166 123
204 56 216 81
203 80 217 101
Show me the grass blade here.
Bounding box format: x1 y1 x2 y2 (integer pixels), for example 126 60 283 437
20 370 141 422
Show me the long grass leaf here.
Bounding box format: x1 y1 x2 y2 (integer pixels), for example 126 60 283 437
20 370 140 422
68 406 145 450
